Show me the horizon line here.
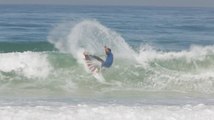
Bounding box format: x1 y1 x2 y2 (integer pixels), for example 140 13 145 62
0 3 214 9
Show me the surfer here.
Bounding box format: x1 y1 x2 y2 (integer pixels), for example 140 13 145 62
83 46 113 68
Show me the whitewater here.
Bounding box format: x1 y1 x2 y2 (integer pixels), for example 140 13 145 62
1 5 214 120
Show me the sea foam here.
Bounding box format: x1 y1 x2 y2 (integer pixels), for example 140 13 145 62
0 52 51 78
0 104 213 120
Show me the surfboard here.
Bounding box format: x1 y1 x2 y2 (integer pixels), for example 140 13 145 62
83 52 105 82
83 52 102 74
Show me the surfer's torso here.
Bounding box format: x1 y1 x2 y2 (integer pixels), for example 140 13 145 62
102 52 113 68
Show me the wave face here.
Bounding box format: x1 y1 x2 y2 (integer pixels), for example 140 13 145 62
1 20 214 100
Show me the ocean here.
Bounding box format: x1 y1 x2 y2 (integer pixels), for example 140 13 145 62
1 5 214 119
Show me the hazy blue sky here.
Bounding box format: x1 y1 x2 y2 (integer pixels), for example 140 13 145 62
0 0 214 7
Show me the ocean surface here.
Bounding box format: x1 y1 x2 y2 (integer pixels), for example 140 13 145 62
1 5 214 119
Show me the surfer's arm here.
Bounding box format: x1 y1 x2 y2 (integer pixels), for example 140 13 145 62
90 55 104 63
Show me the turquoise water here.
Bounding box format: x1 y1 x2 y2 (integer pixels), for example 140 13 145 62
1 5 214 120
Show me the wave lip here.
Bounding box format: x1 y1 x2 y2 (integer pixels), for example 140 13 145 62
137 45 214 65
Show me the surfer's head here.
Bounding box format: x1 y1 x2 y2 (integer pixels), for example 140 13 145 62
104 46 111 54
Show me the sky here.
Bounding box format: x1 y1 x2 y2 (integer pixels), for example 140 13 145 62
0 0 214 7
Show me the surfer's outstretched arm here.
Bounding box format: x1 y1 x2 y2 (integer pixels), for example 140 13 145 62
83 52 104 63
90 55 104 63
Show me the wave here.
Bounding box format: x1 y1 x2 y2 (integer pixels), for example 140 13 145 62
137 44 214 70
1 20 214 97
0 46 214 97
